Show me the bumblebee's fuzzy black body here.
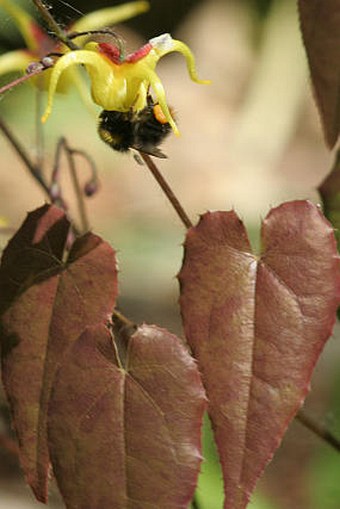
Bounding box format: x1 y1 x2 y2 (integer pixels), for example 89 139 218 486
98 98 172 158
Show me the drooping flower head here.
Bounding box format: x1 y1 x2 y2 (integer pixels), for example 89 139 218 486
0 1 210 145
0 0 149 93
42 33 210 135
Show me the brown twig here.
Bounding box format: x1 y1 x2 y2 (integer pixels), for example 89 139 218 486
67 148 99 198
296 410 340 452
0 117 77 233
112 309 137 332
111 309 137 369
139 153 193 229
56 138 90 233
35 79 45 171
0 66 47 97
0 115 50 196
1 105 95 238
32 0 79 51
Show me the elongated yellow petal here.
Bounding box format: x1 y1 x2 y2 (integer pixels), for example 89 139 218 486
133 81 148 111
41 50 112 123
72 1 149 33
0 0 42 52
147 69 179 135
0 49 32 76
68 67 99 117
171 39 211 85
149 33 210 84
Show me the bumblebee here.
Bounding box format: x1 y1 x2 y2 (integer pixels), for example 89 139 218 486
98 97 172 158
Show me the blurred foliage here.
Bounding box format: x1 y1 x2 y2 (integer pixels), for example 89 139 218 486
50 0 276 36
309 369 340 509
248 0 274 17
310 453 340 509
0 0 276 48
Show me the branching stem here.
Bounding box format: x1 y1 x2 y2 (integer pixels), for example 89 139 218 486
35 81 45 171
0 67 47 96
0 115 50 196
296 410 340 452
55 138 90 233
0 117 85 236
112 309 136 332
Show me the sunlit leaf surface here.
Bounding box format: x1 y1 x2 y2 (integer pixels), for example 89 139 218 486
179 201 340 509
48 323 206 509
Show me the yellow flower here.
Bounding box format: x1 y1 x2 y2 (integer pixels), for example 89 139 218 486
0 0 149 91
42 33 210 135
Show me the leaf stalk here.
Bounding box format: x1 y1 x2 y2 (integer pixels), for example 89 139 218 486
139 153 193 229
297 410 340 452
0 115 50 196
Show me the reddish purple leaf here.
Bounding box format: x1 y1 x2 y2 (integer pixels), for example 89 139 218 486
48 323 206 509
0 204 118 502
298 0 340 148
179 201 340 509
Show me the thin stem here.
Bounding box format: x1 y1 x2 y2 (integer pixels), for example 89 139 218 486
111 309 137 369
112 309 136 332
69 148 99 193
35 78 45 171
32 0 79 50
50 138 73 216
139 153 193 229
0 117 71 227
0 67 46 96
296 410 340 452
61 139 90 233
0 116 50 196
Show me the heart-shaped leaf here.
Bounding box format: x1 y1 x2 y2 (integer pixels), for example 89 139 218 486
179 200 340 509
298 0 340 148
0 204 118 502
48 323 206 509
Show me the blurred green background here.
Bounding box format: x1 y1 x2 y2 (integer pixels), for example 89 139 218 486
0 1 339 508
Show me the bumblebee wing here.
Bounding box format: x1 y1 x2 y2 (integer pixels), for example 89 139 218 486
133 145 168 158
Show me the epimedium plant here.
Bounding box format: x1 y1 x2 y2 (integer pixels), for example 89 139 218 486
0 1 339 509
